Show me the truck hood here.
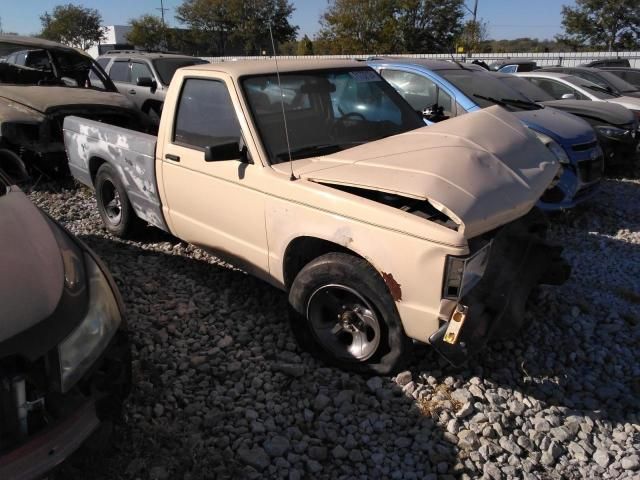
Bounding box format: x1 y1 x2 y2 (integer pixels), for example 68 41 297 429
278 106 558 239
0 86 133 114
513 107 595 147
0 189 64 342
540 99 635 127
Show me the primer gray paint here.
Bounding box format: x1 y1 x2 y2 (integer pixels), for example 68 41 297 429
63 116 168 232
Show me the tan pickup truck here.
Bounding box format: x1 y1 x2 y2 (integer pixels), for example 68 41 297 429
63 60 568 373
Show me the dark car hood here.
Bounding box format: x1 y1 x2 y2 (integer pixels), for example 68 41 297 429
0 188 64 342
0 85 134 114
541 99 635 126
513 107 595 146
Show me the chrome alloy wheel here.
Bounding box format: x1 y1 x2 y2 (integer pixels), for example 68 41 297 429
306 284 381 361
100 179 122 224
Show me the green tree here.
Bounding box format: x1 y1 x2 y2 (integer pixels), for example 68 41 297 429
397 0 465 53
127 15 168 51
457 18 488 54
297 34 314 55
317 0 399 54
176 0 234 55
560 0 640 50
176 0 298 56
40 4 105 50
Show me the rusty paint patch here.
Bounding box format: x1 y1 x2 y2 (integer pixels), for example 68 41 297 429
381 272 402 301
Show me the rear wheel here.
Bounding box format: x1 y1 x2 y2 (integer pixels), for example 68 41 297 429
288 252 411 375
95 163 139 237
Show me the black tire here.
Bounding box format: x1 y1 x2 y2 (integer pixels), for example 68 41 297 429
95 163 139 237
288 252 412 375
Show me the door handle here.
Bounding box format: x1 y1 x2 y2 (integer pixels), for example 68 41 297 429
165 154 180 162
128 89 136 94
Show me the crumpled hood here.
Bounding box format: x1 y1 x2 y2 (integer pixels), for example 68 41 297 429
513 107 595 146
0 86 134 114
284 106 559 238
0 189 64 342
541 99 635 127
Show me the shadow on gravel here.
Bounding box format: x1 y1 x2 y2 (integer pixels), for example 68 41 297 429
59 234 460 480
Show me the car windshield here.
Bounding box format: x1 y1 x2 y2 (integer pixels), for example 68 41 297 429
500 76 554 102
0 41 114 91
437 69 539 109
152 57 208 85
242 68 425 164
562 76 620 99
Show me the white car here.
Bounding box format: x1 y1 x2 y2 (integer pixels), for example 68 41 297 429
515 71 640 116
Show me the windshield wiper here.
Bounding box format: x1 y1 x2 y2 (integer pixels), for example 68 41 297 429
472 93 541 109
582 84 620 97
275 142 363 161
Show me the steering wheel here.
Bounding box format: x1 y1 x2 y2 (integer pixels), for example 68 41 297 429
331 112 366 138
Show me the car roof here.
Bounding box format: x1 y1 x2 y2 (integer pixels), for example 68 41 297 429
99 50 202 61
490 58 536 66
367 57 486 72
179 59 363 78
0 34 87 55
515 71 573 79
540 66 606 73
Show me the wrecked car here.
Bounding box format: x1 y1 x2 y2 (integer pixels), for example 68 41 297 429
0 35 145 176
368 59 605 210
0 169 130 478
64 60 568 373
497 73 639 168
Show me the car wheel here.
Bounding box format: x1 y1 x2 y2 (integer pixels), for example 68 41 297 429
288 252 412 375
95 163 139 237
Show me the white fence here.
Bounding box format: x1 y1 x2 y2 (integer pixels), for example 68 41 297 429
202 50 640 68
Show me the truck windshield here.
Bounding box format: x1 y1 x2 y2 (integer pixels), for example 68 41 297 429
0 40 115 91
152 58 208 86
242 68 424 164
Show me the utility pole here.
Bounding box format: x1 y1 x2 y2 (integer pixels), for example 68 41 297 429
156 0 170 50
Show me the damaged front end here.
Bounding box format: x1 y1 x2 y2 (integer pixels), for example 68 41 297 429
429 208 570 366
0 183 131 479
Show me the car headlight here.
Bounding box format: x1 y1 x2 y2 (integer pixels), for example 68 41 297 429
595 125 630 139
443 241 492 300
531 130 571 165
58 252 122 392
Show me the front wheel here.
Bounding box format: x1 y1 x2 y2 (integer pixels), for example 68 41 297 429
288 252 411 375
95 163 139 237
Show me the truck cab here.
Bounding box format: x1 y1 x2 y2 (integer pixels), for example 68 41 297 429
64 61 568 373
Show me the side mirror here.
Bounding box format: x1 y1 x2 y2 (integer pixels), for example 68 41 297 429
137 76 157 91
561 93 576 100
204 142 240 162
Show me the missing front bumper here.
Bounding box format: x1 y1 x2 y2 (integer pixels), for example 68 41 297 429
429 209 570 366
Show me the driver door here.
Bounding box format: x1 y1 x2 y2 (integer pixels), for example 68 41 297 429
159 76 269 275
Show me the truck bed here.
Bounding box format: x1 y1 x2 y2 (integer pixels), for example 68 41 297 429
63 116 168 232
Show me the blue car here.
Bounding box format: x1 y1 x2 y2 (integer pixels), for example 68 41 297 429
368 59 604 210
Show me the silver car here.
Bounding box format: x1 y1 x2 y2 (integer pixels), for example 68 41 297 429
97 51 208 123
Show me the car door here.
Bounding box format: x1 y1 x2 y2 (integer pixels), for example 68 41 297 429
108 59 133 99
159 75 269 275
129 61 162 115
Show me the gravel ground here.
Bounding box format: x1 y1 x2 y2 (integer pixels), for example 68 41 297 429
30 176 639 480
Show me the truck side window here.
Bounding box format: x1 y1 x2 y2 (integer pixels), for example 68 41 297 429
173 78 241 150
110 61 130 83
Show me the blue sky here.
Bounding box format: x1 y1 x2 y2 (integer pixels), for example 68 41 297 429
1 0 575 41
